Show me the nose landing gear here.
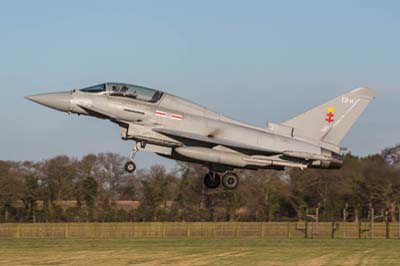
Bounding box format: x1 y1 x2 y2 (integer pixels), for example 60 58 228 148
204 171 239 190
124 161 136 173
124 142 141 173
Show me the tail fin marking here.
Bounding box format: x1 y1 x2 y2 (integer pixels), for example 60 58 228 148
281 87 375 145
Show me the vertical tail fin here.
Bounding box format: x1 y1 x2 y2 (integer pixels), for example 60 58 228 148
282 87 375 145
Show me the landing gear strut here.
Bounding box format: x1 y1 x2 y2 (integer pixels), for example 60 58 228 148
124 142 141 173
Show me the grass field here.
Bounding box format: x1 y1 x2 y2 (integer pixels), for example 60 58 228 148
0 238 400 266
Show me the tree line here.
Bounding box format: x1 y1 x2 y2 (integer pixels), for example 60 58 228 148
0 145 400 223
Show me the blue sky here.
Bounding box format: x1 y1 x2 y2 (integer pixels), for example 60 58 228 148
1 1 399 168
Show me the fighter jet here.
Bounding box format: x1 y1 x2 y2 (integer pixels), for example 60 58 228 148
25 83 375 190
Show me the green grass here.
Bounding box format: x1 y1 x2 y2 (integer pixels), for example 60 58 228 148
0 238 399 266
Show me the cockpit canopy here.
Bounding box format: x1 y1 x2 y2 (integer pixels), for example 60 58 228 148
80 83 164 103
80 84 105 93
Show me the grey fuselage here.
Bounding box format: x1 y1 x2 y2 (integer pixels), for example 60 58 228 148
26 83 344 172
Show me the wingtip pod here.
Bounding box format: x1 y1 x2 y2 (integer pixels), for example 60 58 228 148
351 87 376 100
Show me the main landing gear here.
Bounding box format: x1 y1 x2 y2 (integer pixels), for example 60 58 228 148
124 142 141 173
204 172 221 189
204 171 239 190
221 172 239 190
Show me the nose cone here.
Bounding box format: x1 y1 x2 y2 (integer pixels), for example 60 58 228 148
25 91 72 112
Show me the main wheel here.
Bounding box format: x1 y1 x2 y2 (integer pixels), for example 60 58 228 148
204 172 221 189
222 172 239 190
124 161 136 173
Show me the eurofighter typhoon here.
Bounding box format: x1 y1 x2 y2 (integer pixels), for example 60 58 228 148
25 84 375 190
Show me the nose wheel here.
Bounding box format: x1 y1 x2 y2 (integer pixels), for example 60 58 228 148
124 161 136 173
